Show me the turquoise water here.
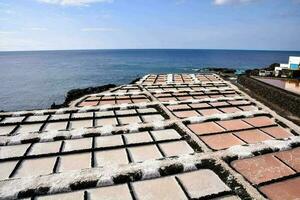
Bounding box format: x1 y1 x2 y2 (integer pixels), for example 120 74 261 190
0 49 299 111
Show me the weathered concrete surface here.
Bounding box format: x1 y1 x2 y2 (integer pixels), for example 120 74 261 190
237 75 300 125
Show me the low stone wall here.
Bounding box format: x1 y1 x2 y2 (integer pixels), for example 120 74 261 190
237 75 300 117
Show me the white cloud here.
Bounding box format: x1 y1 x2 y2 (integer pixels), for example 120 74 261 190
213 0 258 6
37 0 113 6
175 0 186 5
81 27 118 32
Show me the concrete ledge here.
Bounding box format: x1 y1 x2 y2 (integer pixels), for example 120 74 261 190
237 75 300 118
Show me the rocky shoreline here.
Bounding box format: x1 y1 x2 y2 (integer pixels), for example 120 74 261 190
51 77 142 109
50 84 116 109
50 67 237 109
194 67 237 74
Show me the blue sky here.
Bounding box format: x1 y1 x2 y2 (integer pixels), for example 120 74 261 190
0 0 300 51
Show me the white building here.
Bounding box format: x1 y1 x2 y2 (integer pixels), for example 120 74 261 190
279 63 289 69
259 70 273 77
275 56 300 77
288 56 300 70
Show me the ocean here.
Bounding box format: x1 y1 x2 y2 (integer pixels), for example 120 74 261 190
0 49 299 111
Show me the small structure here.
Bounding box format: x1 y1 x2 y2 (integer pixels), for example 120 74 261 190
288 56 300 70
275 64 289 77
276 56 300 77
259 70 273 77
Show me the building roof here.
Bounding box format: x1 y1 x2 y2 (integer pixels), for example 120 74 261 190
0 73 299 199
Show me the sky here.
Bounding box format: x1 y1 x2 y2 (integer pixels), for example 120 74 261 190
0 0 300 51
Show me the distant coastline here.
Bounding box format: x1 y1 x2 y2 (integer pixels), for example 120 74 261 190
1 48 300 53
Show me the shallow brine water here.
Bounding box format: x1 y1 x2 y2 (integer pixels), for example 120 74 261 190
256 77 300 95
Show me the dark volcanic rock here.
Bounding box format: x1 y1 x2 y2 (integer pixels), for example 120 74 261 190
202 67 236 74
246 63 280 76
51 84 116 109
129 77 141 84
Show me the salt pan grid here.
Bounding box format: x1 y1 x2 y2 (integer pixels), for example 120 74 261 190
152 88 239 102
0 73 299 200
230 147 300 200
107 85 142 93
0 105 167 136
0 125 201 181
139 74 223 85
76 92 150 107
29 167 242 200
144 83 230 92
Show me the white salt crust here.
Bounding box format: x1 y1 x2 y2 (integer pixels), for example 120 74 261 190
0 117 25 124
167 74 173 84
136 74 150 84
3 121 174 146
136 102 149 108
101 91 145 97
56 108 77 114
119 103 129 110
77 106 95 113
2 109 264 147
0 102 158 118
0 153 205 199
10 111 29 117
127 123 140 132
0 88 239 119
183 110 267 124
226 136 300 159
189 74 200 84
0 73 299 200
142 81 226 86
151 87 234 94
162 95 247 105
86 84 140 97
1 136 300 199
34 110 49 115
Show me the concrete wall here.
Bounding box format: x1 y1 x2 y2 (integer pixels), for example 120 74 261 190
237 75 300 117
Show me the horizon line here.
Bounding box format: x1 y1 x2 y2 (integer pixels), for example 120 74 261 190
1 48 300 53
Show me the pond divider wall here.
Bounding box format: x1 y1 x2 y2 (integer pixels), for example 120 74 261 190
237 75 300 118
